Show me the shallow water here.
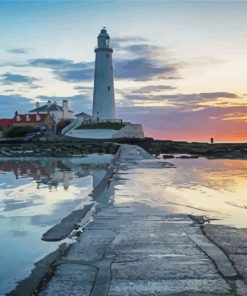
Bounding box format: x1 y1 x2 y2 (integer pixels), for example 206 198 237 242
2 153 247 294
167 157 247 227
115 157 247 228
0 154 113 295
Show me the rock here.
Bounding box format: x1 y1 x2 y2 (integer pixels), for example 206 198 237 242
176 155 199 159
162 154 175 159
42 204 94 241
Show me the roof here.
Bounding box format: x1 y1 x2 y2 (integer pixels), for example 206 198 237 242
0 119 13 126
29 102 63 113
75 112 92 118
13 113 55 124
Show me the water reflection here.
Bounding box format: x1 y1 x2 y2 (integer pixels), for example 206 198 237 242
0 158 110 191
115 157 247 228
0 155 112 295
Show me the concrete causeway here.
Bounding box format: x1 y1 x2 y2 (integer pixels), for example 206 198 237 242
37 145 246 296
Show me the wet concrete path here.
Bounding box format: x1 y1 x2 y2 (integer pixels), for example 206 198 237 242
38 145 244 296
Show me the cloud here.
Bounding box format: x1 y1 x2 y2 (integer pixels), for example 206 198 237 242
73 86 93 93
123 92 239 108
222 111 247 122
56 68 94 82
111 36 147 50
7 48 27 54
118 85 176 95
4 89 15 92
27 55 177 82
0 72 38 85
28 58 94 82
124 44 162 56
29 58 75 69
114 58 177 81
112 39 178 81
195 92 239 99
74 86 93 91
0 94 33 117
117 105 247 141
112 36 147 43
24 36 178 82
29 84 42 89
1 35 178 84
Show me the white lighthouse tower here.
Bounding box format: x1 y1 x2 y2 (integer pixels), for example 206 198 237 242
63 27 144 139
92 27 115 121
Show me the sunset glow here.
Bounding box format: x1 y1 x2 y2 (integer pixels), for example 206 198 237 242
0 1 247 142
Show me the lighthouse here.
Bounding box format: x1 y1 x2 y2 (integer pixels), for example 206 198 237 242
92 28 115 121
64 27 144 139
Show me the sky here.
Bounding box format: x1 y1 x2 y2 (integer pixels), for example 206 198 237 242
0 0 247 142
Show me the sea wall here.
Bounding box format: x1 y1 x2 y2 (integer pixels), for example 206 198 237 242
113 124 145 139
67 129 116 139
65 123 145 139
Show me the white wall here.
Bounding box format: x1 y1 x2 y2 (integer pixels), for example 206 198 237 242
113 124 145 139
50 110 64 122
63 111 74 119
66 123 145 139
67 129 116 139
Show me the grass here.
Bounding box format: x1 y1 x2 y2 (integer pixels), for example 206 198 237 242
76 122 125 130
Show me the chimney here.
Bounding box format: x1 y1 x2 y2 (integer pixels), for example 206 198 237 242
47 100 52 108
36 112 41 121
36 102 40 109
63 100 68 112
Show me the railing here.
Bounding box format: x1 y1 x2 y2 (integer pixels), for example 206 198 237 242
85 119 123 124
62 117 84 135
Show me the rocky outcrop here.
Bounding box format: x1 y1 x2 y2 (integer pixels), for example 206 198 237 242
134 139 247 159
0 142 119 157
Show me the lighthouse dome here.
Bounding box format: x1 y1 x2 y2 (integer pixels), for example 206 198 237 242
98 28 110 39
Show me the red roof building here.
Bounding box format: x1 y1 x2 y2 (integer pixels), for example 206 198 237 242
0 119 13 126
0 112 56 137
12 112 56 131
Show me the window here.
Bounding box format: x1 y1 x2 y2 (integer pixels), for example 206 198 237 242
108 86 110 90
106 53 109 58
